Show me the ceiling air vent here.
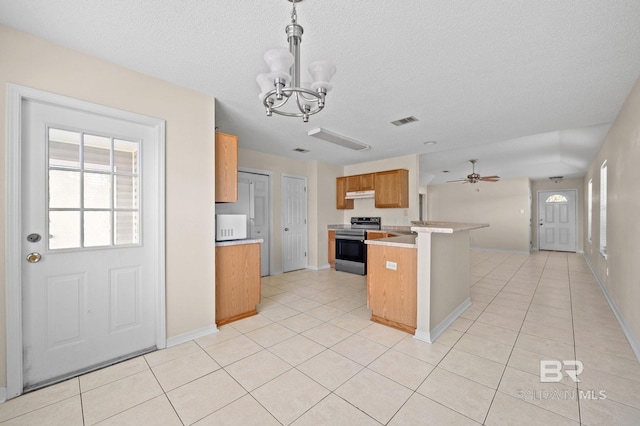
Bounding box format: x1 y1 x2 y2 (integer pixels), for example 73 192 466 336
293 148 310 153
391 116 419 126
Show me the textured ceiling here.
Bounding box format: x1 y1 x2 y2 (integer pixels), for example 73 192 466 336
2 0 639 184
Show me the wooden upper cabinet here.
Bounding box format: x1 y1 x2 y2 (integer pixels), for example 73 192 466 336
215 132 238 202
336 176 354 210
346 175 361 192
360 173 375 190
345 173 375 192
374 169 409 208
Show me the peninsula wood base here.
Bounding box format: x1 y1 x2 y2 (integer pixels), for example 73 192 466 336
371 314 416 334
216 310 257 326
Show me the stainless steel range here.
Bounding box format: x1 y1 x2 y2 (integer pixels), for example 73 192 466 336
335 217 381 275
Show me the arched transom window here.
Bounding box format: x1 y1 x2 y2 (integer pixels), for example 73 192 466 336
545 194 568 203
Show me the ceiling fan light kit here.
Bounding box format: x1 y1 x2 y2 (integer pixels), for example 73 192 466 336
257 0 336 122
447 159 500 184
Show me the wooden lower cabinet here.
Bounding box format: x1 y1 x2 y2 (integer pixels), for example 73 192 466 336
215 242 261 325
366 231 388 240
367 244 417 333
328 230 336 268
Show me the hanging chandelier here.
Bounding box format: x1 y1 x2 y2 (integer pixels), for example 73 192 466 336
256 0 336 122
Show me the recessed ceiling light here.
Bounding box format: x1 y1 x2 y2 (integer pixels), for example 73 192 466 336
293 147 310 153
442 170 450 173
423 141 437 146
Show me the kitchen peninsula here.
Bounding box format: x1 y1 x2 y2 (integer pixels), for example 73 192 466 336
215 238 263 325
366 221 488 343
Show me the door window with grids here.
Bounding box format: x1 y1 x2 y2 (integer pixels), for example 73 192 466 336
48 128 141 250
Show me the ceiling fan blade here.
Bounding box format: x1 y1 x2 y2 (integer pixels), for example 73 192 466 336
480 175 500 179
479 177 500 182
446 179 468 183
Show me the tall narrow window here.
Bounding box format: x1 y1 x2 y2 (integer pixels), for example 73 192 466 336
587 179 592 242
600 161 607 257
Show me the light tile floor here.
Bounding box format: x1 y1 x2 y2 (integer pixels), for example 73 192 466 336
2 250 640 425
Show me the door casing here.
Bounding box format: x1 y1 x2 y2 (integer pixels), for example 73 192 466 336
5 84 167 399
536 189 578 252
281 174 308 272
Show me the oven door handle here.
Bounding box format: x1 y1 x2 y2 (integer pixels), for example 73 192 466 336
336 235 366 242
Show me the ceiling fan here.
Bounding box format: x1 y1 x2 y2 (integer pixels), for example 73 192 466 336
447 159 500 184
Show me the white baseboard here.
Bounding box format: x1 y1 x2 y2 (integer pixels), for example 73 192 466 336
583 254 640 363
471 247 530 255
414 298 472 344
166 324 218 348
307 264 330 271
0 387 6 403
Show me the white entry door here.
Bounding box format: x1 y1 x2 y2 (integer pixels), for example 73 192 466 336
20 98 161 391
538 190 577 252
281 175 307 272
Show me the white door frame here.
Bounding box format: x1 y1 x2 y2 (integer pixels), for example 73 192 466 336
5 84 167 399
238 167 273 276
281 173 308 272
536 189 578 252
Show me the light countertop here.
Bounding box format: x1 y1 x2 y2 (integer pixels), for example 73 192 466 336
365 234 417 248
215 238 263 247
410 221 489 234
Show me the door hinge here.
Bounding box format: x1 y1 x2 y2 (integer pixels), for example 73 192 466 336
305 252 307 257
304 187 307 192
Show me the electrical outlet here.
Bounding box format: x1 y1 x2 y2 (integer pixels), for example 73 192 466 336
386 261 397 270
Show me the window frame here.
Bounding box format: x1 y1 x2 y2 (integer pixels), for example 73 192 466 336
599 161 607 258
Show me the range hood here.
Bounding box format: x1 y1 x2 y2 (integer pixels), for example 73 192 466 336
345 190 375 199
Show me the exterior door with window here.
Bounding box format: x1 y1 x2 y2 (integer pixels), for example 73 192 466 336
20 99 160 390
281 175 307 272
538 190 577 252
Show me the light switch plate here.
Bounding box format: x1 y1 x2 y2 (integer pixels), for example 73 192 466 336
386 261 397 270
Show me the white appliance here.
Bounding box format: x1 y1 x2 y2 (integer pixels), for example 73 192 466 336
216 214 247 241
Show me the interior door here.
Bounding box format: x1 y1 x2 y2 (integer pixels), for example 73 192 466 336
21 99 159 390
282 175 307 272
217 171 271 276
538 190 577 252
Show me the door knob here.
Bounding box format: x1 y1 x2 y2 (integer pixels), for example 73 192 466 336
26 252 42 263
284 228 289 231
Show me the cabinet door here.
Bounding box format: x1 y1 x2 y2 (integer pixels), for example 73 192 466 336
328 230 336 268
215 132 238 202
336 177 354 209
215 243 261 324
360 173 375 190
346 175 360 192
374 169 408 208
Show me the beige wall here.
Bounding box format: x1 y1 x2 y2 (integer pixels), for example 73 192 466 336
427 177 532 252
311 161 345 268
344 154 420 225
0 25 216 388
584 74 640 344
531 178 584 253
237 150 343 270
